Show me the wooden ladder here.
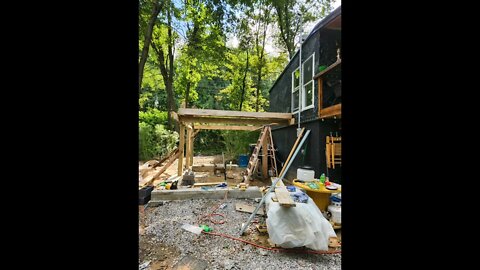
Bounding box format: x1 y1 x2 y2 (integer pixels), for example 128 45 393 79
243 126 277 182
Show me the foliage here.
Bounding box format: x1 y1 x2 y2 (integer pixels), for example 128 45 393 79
139 122 179 161
222 130 260 161
138 0 336 158
139 108 168 126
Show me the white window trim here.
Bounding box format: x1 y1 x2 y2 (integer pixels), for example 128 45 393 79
291 67 300 114
301 53 315 112
302 81 315 111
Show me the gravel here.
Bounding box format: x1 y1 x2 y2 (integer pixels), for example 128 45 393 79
141 198 341 270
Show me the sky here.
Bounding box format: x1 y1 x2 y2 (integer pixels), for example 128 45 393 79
227 0 341 56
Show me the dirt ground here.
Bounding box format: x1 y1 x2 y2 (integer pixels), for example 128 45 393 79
139 155 341 269
139 198 341 270
141 155 274 189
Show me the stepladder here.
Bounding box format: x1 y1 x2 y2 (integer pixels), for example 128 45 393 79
242 125 278 182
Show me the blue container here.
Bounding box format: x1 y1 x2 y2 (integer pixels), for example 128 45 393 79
238 154 249 167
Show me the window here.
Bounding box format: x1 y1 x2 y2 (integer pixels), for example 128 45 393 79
291 53 315 113
302 54 314 110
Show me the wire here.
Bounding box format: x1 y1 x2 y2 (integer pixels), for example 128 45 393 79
197 190 229 225
195 189 341 255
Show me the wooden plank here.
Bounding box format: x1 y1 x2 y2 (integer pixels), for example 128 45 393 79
180 116 291 126
194 124 261 131
178 108 293 120
178 124 185 176
186 127 193 169
318 77 323 117
313 60 341 80
320 103 341 118
235 203 265 215
192 182 225 187
274 186 296 207
278 128 305 176
326 136 331 168
189 128 194 166
262 128 268 179
142 151 181 187
331 136 335 169
156 148 178 167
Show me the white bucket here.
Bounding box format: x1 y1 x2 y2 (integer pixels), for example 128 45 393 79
297 168 315 181
328 204 341 224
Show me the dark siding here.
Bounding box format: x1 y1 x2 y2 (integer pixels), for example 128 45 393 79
269 30 321 122
272 118 341 183
268 11 342 184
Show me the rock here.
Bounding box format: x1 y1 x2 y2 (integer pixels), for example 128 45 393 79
259 249 268 256
139 260 151 270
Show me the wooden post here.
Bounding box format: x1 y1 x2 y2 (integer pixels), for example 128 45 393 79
178 124 185 176
262 128 268 179
190 129 194 166
186 127 193 169
318 78 323 118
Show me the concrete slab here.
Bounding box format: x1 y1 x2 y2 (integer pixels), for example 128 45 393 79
150 186 262 201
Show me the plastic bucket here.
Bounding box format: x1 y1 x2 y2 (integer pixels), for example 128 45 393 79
238 154 249 167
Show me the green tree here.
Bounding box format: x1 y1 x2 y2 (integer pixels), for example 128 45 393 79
270 0 333 59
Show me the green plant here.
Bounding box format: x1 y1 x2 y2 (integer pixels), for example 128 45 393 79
139 121 179 161
222 130 260 161
139 108 168 127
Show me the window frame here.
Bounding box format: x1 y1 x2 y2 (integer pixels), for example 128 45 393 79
301 53 315 111
291 67 300 114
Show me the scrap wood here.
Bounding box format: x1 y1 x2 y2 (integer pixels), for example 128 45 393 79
274 179 296 207
235 203 265 215
192 182 225 187
156 148 179 168
140 149 180 188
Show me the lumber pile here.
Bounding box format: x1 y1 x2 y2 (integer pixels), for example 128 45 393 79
139 148 180 188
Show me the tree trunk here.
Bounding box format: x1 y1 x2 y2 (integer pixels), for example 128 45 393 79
239 49 249 111
185 80 191 108
139 0 162 92
255 6 269 112
274 2 295 59
166 4 177 130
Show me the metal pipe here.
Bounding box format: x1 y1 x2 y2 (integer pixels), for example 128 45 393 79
239 130 311 236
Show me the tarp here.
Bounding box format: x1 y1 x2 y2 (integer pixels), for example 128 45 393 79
265 191 336 251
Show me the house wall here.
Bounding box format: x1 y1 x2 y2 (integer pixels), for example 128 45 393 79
269 31 320 123
268 16 342 184
272 118 341 184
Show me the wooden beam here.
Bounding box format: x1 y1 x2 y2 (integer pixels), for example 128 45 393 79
194 125 261 131
313 60 341 80
178 108 292 120
262 129 268 179
278 128 305 177
318 77 323 118
186 127 193 169
142 150 181 187
192 182 225 187
274 179 296 207
189 128 194 166
177 124 185 176
319 103 341 118
180 116 291 126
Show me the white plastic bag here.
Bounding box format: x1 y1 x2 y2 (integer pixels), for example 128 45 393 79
265 192 336 251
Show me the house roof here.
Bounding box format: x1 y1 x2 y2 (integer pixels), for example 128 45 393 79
268 6 341 93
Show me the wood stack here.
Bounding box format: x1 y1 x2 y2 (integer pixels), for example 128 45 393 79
139 148 180 188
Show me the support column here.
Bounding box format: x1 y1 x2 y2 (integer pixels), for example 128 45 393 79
186 126 193 169
177 124 185 176
190 129 194 166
